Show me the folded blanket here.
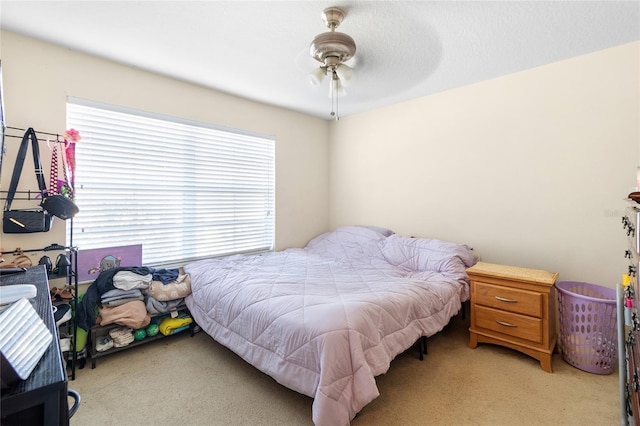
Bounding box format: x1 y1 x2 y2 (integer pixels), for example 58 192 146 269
159 315 192 336
101 288 144 303
109 326 135 348
113 271 152 290
103 297 144 308
145 296 184 315
144 274 191 301
98 300 150 330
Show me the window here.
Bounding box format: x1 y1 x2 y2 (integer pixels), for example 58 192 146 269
67 98 275 266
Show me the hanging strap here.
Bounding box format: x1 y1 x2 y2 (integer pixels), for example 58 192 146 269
4 127 48 211
57 142 74 199
49 140 59 195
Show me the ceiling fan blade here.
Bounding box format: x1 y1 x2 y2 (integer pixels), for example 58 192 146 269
295 48 320 73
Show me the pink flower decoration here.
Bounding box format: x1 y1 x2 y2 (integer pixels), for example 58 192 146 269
64 128 81 143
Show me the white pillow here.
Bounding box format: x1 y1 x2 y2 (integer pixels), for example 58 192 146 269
360 225 395 237
381 234 477 272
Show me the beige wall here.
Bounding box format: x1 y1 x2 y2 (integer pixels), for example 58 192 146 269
0 31 330 262
329 41 640 287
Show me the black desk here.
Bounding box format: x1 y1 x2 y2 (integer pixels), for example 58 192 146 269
0 266 68 426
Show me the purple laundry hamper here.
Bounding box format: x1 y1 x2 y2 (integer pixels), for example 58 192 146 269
556 281 617 375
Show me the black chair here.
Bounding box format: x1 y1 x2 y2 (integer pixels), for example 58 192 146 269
68 389 81 419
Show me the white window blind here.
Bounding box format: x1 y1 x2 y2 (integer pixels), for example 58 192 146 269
67 99 275 266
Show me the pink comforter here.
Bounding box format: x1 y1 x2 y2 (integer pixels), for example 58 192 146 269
185 226 477 425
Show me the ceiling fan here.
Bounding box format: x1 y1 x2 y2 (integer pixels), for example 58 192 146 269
307 7 357 120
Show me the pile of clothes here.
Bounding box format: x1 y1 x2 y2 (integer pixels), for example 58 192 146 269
75 266 193 352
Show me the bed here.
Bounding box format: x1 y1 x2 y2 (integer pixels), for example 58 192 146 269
184 226 478 425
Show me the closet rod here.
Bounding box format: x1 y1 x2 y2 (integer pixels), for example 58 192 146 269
1 244 77 255
6 125 62 138
0 189 47 202
4 134 68 142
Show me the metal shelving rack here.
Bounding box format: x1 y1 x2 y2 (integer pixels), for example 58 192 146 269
620 202 640 425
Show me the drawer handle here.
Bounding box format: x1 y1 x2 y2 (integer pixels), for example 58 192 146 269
495 296 517 303
496 320 517 328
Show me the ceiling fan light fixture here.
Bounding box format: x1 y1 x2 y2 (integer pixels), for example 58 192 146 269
308 67 326 86
307 6 357 120
328 75 346 98
334 63 354 86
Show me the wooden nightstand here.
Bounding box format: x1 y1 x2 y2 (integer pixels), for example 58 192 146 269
467 262 558 373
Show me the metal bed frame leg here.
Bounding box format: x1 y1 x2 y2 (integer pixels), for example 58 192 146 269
417 336 428 361
190 321 201 337
461 300 469 320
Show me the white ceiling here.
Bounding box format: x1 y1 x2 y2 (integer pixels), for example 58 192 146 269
1 1 639 120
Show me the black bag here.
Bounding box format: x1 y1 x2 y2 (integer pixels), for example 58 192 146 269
41 194 78 220
2 127 53 233
3 209 51 233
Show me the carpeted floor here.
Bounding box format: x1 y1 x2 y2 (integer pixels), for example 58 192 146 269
68 313 619 425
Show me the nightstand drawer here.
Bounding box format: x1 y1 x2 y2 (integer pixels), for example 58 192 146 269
474 282 542 317
474 305 542 343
